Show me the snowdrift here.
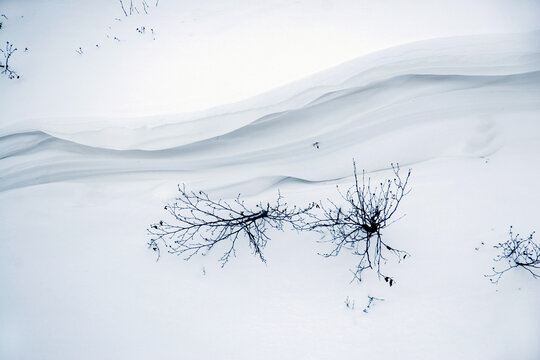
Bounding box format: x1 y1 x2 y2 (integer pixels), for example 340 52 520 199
1 32 539 192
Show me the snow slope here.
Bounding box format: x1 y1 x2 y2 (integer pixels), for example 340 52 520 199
1 2 540 359
1 32 539 193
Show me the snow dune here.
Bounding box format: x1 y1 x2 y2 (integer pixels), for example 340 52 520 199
1 32 539 192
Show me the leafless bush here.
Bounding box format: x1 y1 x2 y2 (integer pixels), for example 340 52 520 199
304 161 411 285
486 226 539 284
0 41 19 79
148 185 313 265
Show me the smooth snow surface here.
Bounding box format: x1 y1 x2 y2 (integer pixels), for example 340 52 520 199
1 1 540 359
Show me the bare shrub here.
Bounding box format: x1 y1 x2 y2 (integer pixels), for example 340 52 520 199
148 185 313 265
486 226 539 284
304 161 411 285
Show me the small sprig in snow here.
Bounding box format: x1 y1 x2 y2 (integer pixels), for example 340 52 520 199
0 41 20 79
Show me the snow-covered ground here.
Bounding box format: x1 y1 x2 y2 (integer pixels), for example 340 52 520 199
1 1 540 359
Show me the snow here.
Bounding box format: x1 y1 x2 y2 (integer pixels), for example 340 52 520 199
1 1 540 359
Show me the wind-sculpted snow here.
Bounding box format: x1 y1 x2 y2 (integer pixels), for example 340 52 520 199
1 33 539 192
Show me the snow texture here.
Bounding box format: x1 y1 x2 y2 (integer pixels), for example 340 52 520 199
1 1 540 359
